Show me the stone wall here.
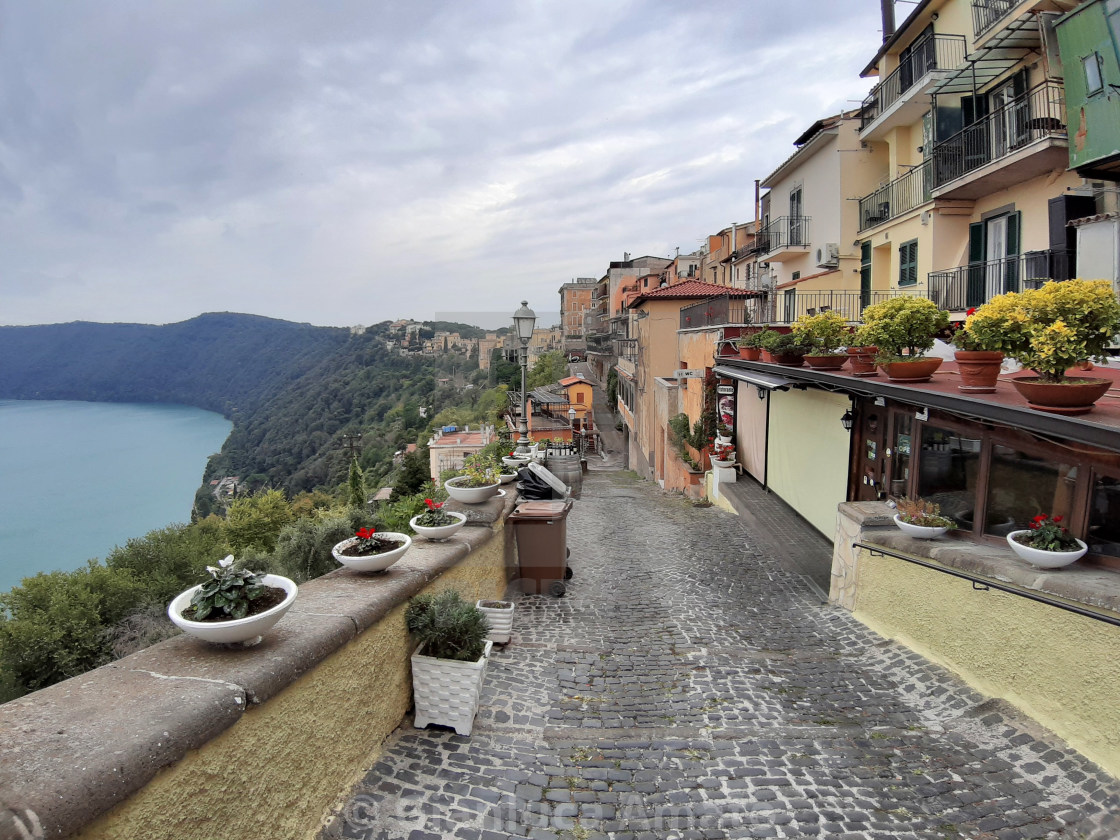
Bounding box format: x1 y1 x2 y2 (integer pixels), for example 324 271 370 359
0 494 517 840
831 501 1120 778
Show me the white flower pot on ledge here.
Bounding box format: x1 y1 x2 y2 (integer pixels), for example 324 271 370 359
411 640 493 736
893 514 950 539
168 575 298 646
444 476 500 504
1006 531 1087 569
409 511 467 541
476 599 514 644
332 533 412 572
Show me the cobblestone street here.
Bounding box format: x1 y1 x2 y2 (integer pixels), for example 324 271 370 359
325 471 1120 840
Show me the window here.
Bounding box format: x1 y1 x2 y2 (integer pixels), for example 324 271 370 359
1083 52 1104 95
985 445 1077 536
916 424 981 529
898 239 918 286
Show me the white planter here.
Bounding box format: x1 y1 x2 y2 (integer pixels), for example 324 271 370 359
498 472 518 485
716 434 732 445
893 514 949 539
502 456 530 468
409 512 467 541
411 640 493 736
444 476 501 504
476 599 514 644
1006 531 1088 569
168 574 297 646
332 533 412 572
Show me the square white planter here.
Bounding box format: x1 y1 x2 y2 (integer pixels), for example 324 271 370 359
411 640 493 736
476 599 514 645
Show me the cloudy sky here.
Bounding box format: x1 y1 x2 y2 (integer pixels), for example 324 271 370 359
0 1 883 329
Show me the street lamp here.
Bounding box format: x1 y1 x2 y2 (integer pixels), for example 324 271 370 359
513 300 537 453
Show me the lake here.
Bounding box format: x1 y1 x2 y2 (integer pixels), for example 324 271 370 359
0 400 232 593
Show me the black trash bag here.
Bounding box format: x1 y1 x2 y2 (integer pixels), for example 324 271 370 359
516 467 562 500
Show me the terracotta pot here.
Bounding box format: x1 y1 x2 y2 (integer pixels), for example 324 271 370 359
846 346 878 377
804 354 847 371
739 347 761 361
1010 376 1113 416
880 357 943 383
954 350 1003 393
760 349 775 363
773 352 805 367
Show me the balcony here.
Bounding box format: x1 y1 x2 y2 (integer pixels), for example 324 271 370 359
679 295 751 330
756 216 811 262
931 81 1067 200
763 289 915 325
927 249 1071 311
972 0 1017 37
860 34 966 141
614 337 638 363
858 160 933 232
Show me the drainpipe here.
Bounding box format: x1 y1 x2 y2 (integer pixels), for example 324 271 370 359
880 0 895 43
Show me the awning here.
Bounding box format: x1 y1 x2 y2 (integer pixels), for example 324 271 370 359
713 366 792 391
929 14 1043 96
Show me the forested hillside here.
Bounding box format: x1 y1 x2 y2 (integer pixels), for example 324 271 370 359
0 312 350 415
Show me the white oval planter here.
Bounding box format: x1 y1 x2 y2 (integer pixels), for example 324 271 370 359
168 574 297 646
1006 530 1088 569
444 476 501 504
476 599 514 645
711 458 735 469
716 434 732 445
498 472 518 485
502 456 530 468
411 640 493 736
332 533 412 572
893 514 949 539
409 512 467 541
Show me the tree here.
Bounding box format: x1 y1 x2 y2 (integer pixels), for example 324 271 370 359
347 458 366 508
527 351 568 389
223 489 293 554
390 450 430 501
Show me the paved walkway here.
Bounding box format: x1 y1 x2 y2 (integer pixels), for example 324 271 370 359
568 361 625 472
324 471 1119 840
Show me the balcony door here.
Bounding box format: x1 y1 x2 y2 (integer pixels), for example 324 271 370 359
789 188 803 246
989 71 1029 158
968 211 1020 307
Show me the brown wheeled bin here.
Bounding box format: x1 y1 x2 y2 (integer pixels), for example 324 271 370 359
509 500 573 597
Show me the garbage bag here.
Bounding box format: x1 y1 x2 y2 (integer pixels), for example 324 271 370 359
516 467 563 500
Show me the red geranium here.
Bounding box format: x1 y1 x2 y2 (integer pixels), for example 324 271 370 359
424 498 443 510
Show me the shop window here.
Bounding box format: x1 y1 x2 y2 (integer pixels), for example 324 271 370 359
985 445 1077 537
888 413 912 497
916 424 981 528
1088 474 1120 559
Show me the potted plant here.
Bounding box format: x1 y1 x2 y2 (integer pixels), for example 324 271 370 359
406 590 493 736
754 328 782 362
846 330 879 377
950 307 1004 393
333 526 412 572
497 461 519 484
1006 514 1088 569
892 497 955 539
968 280 1120 414
715 422 733 445
858 297 949 382
791 311 850 370
409 498 467 541
768 333 811 367
444 459 501 504
167 555 298 646
475 599 515 645
711 447 736 467
502 449 531 468
736 331 764 361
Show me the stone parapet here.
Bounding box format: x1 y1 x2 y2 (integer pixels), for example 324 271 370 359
0 493 518 840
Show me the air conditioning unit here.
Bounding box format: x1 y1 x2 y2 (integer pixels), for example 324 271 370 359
816 243 840 268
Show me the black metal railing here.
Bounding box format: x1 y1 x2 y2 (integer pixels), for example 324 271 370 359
927 250 1071 310
757 216 811 255
763 290 915 324
679 295 750 330
858 160 933 231
860 34 966 129
972 0 1017 37
932 81 1065 188
614 338 638 362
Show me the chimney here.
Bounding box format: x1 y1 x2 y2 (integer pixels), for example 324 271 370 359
880 0 895 43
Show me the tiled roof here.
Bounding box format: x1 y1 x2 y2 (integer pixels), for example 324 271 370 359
630 281 755 306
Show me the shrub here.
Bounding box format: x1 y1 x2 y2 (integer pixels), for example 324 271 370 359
405 590 488 662
223 489 293 554
858 297 949 359
790 311 850 354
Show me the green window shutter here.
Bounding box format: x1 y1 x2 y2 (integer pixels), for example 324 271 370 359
1007 211 1021 256
898 239 918 286
968 222 985 264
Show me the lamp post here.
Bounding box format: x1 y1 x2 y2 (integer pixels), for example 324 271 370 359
513 300 537 454
568 406 577 454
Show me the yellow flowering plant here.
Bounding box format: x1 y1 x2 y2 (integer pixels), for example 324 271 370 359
966 279 1120 383
790 310 850 355
857 297 949 360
